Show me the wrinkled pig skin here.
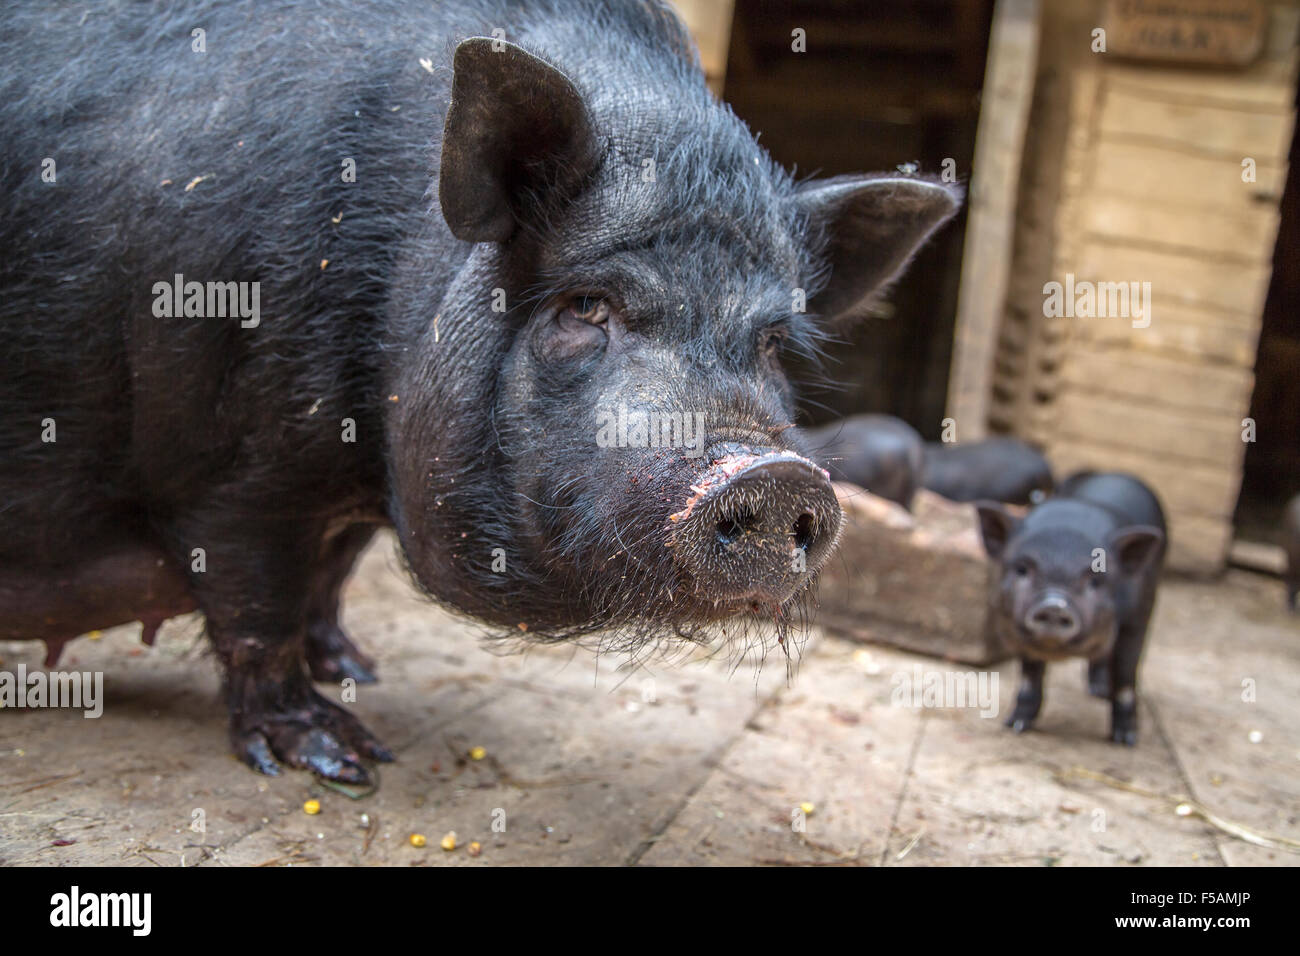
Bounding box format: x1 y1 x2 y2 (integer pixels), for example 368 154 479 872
0 0 960 781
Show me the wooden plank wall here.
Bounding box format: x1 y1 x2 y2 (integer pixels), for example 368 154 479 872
947 0 1041 441
668 0 735 94
996 0 1298 574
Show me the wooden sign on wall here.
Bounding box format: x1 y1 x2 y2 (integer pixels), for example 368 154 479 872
1102 0 1267 65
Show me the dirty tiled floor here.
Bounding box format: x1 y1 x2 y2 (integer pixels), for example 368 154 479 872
1 532 1296 866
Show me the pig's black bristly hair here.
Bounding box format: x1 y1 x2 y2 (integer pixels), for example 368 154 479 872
394 360 825 673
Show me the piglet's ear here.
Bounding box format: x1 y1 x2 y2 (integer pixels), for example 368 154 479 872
440 38 598 243
798 175 962 322
1109 525 1165 576
974 501 1018 561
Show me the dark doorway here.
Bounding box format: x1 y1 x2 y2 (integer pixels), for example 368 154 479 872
722 0 992 437
1233 76 1300 549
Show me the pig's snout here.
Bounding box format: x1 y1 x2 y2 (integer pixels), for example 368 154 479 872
669 448 842 608
1024 592 1082 643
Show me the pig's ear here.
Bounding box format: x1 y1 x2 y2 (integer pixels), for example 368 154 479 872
798 175 962 321
974 501 1018 561
1109 526 1164 576
440 38 598 243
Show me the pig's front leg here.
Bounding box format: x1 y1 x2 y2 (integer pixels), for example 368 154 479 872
176 516 393 782
305 525 379 685
1006 657 1045 733
1108 627 1145 747
1086 658 1111 698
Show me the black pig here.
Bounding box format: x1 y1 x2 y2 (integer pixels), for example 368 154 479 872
0 0 960 781
975 472 1165 745
799 415 924 510
923 437 1054 506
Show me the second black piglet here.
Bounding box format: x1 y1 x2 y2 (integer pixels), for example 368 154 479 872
922 437 1054 506
975 471 1166 745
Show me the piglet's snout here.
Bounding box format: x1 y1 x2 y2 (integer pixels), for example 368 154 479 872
1025 592 1082 642
669 446 843 606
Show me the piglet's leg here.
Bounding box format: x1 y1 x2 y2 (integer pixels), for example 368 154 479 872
1109 626 1146 747
1006 657 1045 734
1086 658 1111 699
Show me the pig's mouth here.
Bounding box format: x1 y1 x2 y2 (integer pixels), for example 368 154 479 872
482 436 842 656
684 589 792 622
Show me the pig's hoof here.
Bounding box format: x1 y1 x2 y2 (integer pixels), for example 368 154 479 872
1110 726 1138 747
306 623 378 684
1005 714 1036 734
232 690 394 783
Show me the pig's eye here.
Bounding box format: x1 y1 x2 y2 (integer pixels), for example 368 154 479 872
565 295 608 325
1013 561 1031 578
762 330 786 357
542 294 611 361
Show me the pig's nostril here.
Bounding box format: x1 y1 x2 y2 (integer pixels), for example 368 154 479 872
1028 598 1079 637
715 509 755 547
792 512 815 551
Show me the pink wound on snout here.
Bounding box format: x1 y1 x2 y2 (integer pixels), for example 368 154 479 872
667 450 828 527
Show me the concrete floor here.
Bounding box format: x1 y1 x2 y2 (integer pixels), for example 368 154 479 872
1 531 1297 866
